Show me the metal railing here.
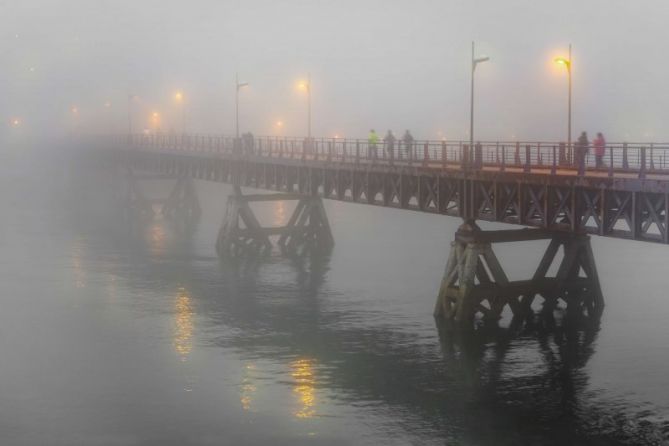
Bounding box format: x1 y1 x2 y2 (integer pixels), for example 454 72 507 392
113 133 669 179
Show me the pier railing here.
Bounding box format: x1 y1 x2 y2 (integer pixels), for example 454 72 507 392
114 133 669 179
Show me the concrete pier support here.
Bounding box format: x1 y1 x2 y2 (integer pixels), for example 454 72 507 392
216 187 334 258
434 221 604 328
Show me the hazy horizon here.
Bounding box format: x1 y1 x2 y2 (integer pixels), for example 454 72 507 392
3 0 669 142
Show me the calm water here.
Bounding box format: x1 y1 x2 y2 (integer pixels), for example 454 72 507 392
2 147 669 445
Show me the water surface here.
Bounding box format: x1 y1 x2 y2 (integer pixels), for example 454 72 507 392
1 147 668 445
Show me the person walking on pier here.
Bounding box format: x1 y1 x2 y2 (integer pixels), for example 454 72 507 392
383 130 396 160
368 129 379 160
575 131 589 176
402 130 414 161
593 132 606 168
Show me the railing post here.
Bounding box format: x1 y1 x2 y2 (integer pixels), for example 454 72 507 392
441 141 447 170
608 146 614 177
551 145 557 176
327 141 333 162
639 146 647 179
623 142 629 169
650 143 655 170
342 141 347 163
355 140 360 164
537 143 543 165
559 142 566 165
501 145 506 172
515 142 521 165
423 142 429 167
474 142 482 170
524 145 531 173
371 141 377 165
461 144 469 171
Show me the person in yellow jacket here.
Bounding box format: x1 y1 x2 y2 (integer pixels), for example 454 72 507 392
368 129 379 160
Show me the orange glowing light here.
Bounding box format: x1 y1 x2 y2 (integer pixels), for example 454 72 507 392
296 80 309 91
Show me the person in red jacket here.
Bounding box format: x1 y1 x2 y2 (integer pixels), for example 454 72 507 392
593 132 606 168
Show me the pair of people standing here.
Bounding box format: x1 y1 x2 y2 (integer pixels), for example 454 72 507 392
575 131 607 172
367 129 415 160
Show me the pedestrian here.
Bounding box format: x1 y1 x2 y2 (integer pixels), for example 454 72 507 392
402 130 414 161
593 132 606 168
368 129 379 160
383 130 396 160
576 131 589 175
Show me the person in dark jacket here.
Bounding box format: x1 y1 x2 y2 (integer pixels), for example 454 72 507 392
383 130 396 159
575 131 589 175
402 130 414 161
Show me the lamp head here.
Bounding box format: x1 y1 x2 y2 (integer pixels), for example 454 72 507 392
554 57 571 68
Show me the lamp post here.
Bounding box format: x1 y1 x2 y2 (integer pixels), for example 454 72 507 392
127 94 137 137
297 75 312 139
235 73 249 139
174 91 185 134
469 41 489 152
555 44 572 154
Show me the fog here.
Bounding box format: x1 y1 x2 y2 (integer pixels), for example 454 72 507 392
3 0 669 143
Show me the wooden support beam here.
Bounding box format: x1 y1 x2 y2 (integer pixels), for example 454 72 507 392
238 193 307 202
455 228 556 244
436 228 604 329
217 190 333 258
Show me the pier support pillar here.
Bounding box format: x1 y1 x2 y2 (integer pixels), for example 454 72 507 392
122 170 201 222
434 222 604 329
216 187 333 258
162 176 202 220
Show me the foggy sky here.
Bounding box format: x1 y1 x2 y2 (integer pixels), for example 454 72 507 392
2 0 669 142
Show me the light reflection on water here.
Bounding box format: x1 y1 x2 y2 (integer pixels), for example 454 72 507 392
291 358 317 419
273 200 286 227
240 363 257 411
174 287 194 360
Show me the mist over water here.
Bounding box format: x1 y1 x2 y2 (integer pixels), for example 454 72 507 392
3 1 669 443
0 147 667 445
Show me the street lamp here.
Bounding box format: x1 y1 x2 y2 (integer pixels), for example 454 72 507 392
71 106 80 134
554 43 572 153
151 111 160 131
174 90 185 134
469 41 489 151
297 75 311 139
274 120 284 135
235 73 249 139
127 94 137 136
